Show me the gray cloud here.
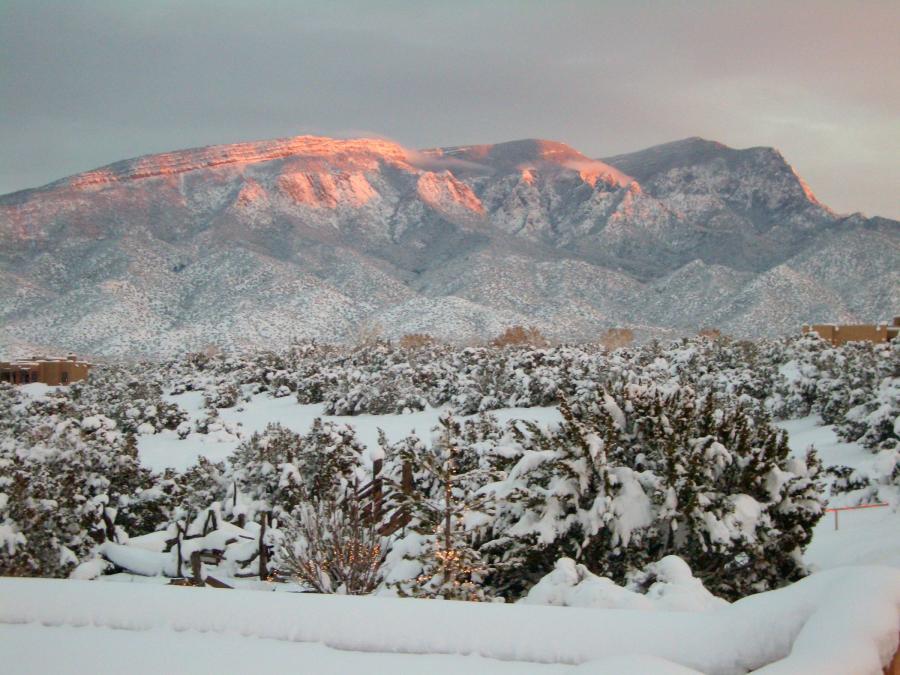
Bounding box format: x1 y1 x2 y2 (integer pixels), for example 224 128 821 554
1 0 898 218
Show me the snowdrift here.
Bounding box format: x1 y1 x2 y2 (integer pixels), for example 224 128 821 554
520 556 728 612
2 566 898 674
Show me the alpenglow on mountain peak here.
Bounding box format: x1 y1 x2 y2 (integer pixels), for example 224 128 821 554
0 133 896 357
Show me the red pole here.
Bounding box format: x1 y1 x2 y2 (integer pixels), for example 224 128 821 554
825 503 889 531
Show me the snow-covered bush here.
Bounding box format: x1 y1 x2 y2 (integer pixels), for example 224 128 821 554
479 387 824 600
0 417 169 577
277 492 386 594
323 363 427 415
838 375 899 451
203 383 240 410
229 420 365 521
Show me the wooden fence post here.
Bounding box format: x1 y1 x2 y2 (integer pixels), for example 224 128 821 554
402 460 413 496
203 510 217 536
191 550 203 585
258 512 269 580
372 457 383 523
175 522 185 578
101 508 117 544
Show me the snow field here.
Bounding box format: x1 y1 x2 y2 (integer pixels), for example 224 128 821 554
2 566 899 674
0 623 567 675
776 415 900 571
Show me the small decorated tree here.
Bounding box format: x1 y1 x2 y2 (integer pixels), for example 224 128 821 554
278 489 385 595
390 414 495 600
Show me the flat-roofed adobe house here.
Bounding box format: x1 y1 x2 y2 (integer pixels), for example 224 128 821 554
802 317 900 346
0 355 91 386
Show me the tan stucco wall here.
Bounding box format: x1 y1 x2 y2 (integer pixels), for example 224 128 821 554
803 323 898 346
0 358 91 386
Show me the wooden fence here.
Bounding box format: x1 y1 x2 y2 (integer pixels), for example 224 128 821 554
164 460 416 588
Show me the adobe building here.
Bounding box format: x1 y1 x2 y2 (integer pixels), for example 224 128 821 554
0 355 91 386
802 317 900 346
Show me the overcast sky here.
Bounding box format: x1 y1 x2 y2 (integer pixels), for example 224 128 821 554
1 1 898 218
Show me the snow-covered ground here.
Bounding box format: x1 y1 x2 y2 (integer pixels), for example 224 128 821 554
2 566 899 675
0 621 571 675
775 415 900 571
138 393 900 575
137 390 563 472
5 389 899 673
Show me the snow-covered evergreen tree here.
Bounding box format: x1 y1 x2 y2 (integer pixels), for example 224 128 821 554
482 386 824 599
389 415 495 601
0 416 168 577
229 420 364 521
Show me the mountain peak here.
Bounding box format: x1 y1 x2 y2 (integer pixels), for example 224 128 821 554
440 138 588 165
427 138 632 187
602 137 735 180
603 137 827 209
648 136 730 152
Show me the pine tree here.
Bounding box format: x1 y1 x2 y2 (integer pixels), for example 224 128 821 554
482 399 616 597
481 385 826 600
229 420 364 520
0 416 167 577
390 414 495 601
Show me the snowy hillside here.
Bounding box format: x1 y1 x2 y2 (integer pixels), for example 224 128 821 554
1 134 897 356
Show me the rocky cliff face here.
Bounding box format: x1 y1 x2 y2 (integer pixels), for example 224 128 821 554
1 135 896 356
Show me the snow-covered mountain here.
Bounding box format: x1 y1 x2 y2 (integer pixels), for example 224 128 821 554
1 134 896 356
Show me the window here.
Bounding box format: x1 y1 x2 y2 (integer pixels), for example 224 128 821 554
31 372 38 383
60 371 69 384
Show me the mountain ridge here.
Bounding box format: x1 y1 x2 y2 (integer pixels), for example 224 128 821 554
0 134 896 357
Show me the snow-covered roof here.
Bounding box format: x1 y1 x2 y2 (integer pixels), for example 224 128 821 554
1 356 91 368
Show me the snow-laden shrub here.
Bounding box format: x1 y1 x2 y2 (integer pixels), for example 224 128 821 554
203 383 240 410
838 376 899 451
193 410 242 441
478 386 825 600
277 492 386 595
323 363 427 415
0 417 170 577
229 420 365 521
